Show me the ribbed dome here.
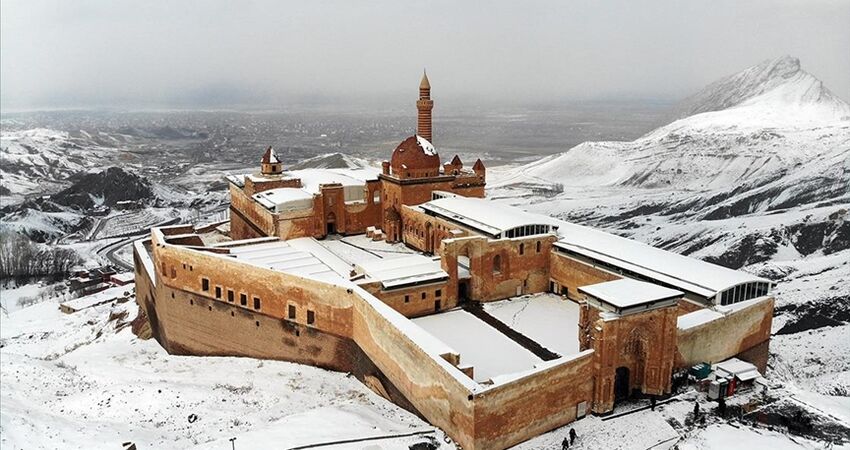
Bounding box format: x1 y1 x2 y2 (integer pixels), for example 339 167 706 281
390 135 440 175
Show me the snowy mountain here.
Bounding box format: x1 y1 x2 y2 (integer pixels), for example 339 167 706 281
489 57 850 422
0 129 118 204
289 152 374 170
675 56 850 119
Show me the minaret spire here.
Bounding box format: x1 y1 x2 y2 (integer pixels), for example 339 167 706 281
417 69 434 142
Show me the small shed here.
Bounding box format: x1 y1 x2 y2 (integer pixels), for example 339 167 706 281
110 272 135 286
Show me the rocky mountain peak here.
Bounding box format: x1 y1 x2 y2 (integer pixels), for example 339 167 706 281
674 55 847 119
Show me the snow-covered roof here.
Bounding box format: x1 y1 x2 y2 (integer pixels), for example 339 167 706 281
552 220 772 299
355 254 447 289
416 135 437 156
420 196 560 238
60 284 133 311
286 168 379 194
221 238 352 285
579 279 682 309
714 358 760 382
252 188 314 212
677 308 724 330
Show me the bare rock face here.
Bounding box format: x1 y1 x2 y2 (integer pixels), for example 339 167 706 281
130 306 153 340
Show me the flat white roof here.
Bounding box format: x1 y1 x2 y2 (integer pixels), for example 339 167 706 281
355 254 447 289
715 357 760 381
579 279 682 308
412 309 543 382
551 220 772 299
252 188 314 212
425 196 770 298
221 238 353 285
420 196 560 237
287 168 379 194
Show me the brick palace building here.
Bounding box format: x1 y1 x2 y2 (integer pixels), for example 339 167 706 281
132 73 775 450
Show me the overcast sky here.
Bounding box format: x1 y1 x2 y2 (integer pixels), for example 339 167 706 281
2 0 849 109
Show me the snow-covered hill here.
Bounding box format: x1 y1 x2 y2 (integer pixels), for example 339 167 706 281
289 152 375 170
489 57 850 428
0 129 118 203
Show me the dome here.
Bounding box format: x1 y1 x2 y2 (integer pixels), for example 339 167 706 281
390 135 440 176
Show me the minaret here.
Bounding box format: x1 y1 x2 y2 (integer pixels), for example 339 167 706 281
416 70 434 142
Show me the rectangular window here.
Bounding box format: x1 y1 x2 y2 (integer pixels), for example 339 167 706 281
161 262 167 275
201 278 210 292
227 289 234 303
435 289 442 298
307 310 315 325
253 297 261 310
240 293 247 306
421 292 426 300
404 295 410 303
215 286 222 299
170 266 176 278
288 304 296 319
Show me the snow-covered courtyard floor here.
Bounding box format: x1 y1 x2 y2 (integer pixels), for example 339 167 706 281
411 309 543 382
483 293 581 357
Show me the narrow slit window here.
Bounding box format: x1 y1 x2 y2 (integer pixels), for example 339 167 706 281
307 310 315 325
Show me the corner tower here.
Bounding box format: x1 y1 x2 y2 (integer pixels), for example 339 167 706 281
417 70 434 142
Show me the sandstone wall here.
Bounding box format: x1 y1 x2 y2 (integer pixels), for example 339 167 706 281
675 297 774 369
584 305 678 413
472 351 595 449
550 252 620 301
360 280 456 318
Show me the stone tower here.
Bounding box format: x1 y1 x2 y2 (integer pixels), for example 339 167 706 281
417 70 434 142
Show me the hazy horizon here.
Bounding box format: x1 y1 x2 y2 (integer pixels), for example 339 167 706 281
2 0 849 110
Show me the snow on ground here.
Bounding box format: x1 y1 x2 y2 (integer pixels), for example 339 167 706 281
0 297 452 450
678 423 831 450
412 309 542 382
0 281 70 314
514 403 680 450
483 293 581 357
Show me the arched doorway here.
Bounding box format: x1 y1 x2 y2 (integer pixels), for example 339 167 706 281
326 212 336 235
614 367 630 403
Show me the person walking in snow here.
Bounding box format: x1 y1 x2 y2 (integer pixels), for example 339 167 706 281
693 401 700 418
569 428 577 445
561 436 570 449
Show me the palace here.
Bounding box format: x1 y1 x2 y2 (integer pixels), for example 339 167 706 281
132 73 774 450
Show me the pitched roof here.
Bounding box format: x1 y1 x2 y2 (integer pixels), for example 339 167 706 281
261 146 280 164
473 158 485 170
